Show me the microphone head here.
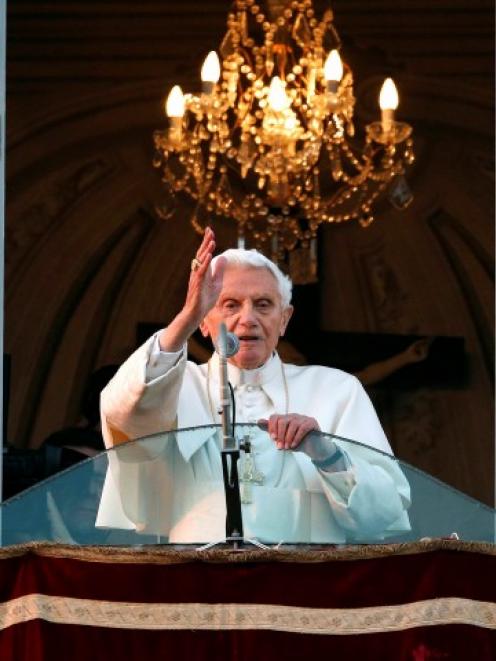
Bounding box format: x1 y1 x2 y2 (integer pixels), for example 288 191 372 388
224 332 240 358
217 323 240 358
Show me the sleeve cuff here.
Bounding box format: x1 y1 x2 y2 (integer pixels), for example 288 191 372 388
145 333 185 382
312 448 351 474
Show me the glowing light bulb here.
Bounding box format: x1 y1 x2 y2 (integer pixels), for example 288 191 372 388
267 77 290 112
379 78 398 133
201 51 221 84
324 50 343 91
166 85 185 118
201 51 220 95
379 78 399 111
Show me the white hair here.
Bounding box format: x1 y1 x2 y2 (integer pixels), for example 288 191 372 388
211 248 293 308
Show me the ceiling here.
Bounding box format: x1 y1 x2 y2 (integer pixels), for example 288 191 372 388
7 1 493 93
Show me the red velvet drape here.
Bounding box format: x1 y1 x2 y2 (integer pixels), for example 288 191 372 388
0 541 494 660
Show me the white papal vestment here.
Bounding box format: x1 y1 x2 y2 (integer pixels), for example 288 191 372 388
96 335 411 543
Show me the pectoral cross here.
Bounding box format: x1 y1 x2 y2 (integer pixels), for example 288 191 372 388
240 435 264 504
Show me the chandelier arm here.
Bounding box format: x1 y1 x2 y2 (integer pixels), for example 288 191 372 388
238 46 256 73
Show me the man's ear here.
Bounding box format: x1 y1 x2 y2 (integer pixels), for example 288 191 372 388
280 305 294 336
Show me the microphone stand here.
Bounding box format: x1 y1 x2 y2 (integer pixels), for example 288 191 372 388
197 323 269 552
218 323 244 548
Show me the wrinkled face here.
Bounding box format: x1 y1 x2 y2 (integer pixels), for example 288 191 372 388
200 265 293 369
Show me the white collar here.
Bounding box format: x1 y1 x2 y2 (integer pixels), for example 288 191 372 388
207 351 288 415
208 351 282 388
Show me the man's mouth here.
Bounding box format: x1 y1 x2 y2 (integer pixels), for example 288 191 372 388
238 335 260 342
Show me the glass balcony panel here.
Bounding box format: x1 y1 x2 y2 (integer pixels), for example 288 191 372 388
1 424 494 546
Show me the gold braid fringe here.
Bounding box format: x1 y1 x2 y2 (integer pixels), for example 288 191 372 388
0 539 494 565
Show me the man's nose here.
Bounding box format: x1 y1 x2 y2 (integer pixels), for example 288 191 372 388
237 302 258 326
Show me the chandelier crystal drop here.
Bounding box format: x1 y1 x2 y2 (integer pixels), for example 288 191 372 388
153 0 414 280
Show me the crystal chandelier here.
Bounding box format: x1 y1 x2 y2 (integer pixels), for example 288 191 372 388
153 0 414 279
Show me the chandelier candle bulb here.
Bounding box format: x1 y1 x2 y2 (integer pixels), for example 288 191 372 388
165 85 185 144
324 50 343 94
379 77 399 134
201 51 221 95
166 85 185 118
267 77 291 112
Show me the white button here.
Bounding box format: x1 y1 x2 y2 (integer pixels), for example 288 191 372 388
246 385 254 392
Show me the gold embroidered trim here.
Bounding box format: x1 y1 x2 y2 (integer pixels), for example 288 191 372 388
0 539 494 565
0 595 494 634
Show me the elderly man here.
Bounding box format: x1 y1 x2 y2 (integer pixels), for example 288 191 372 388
98 228 410 543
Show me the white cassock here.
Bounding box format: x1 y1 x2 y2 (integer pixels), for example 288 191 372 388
96 335 411 544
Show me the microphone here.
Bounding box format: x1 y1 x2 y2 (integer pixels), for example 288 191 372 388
217 322 244 543
217 322 237 450
217 328 240 358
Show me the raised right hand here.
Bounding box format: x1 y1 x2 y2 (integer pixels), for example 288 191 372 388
182 227 226 329
158 227 226 352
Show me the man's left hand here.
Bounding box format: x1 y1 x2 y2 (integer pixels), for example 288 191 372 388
258 414 320 450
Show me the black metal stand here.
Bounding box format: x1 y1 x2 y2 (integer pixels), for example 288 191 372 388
196 433 270 552
221 441 244 547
